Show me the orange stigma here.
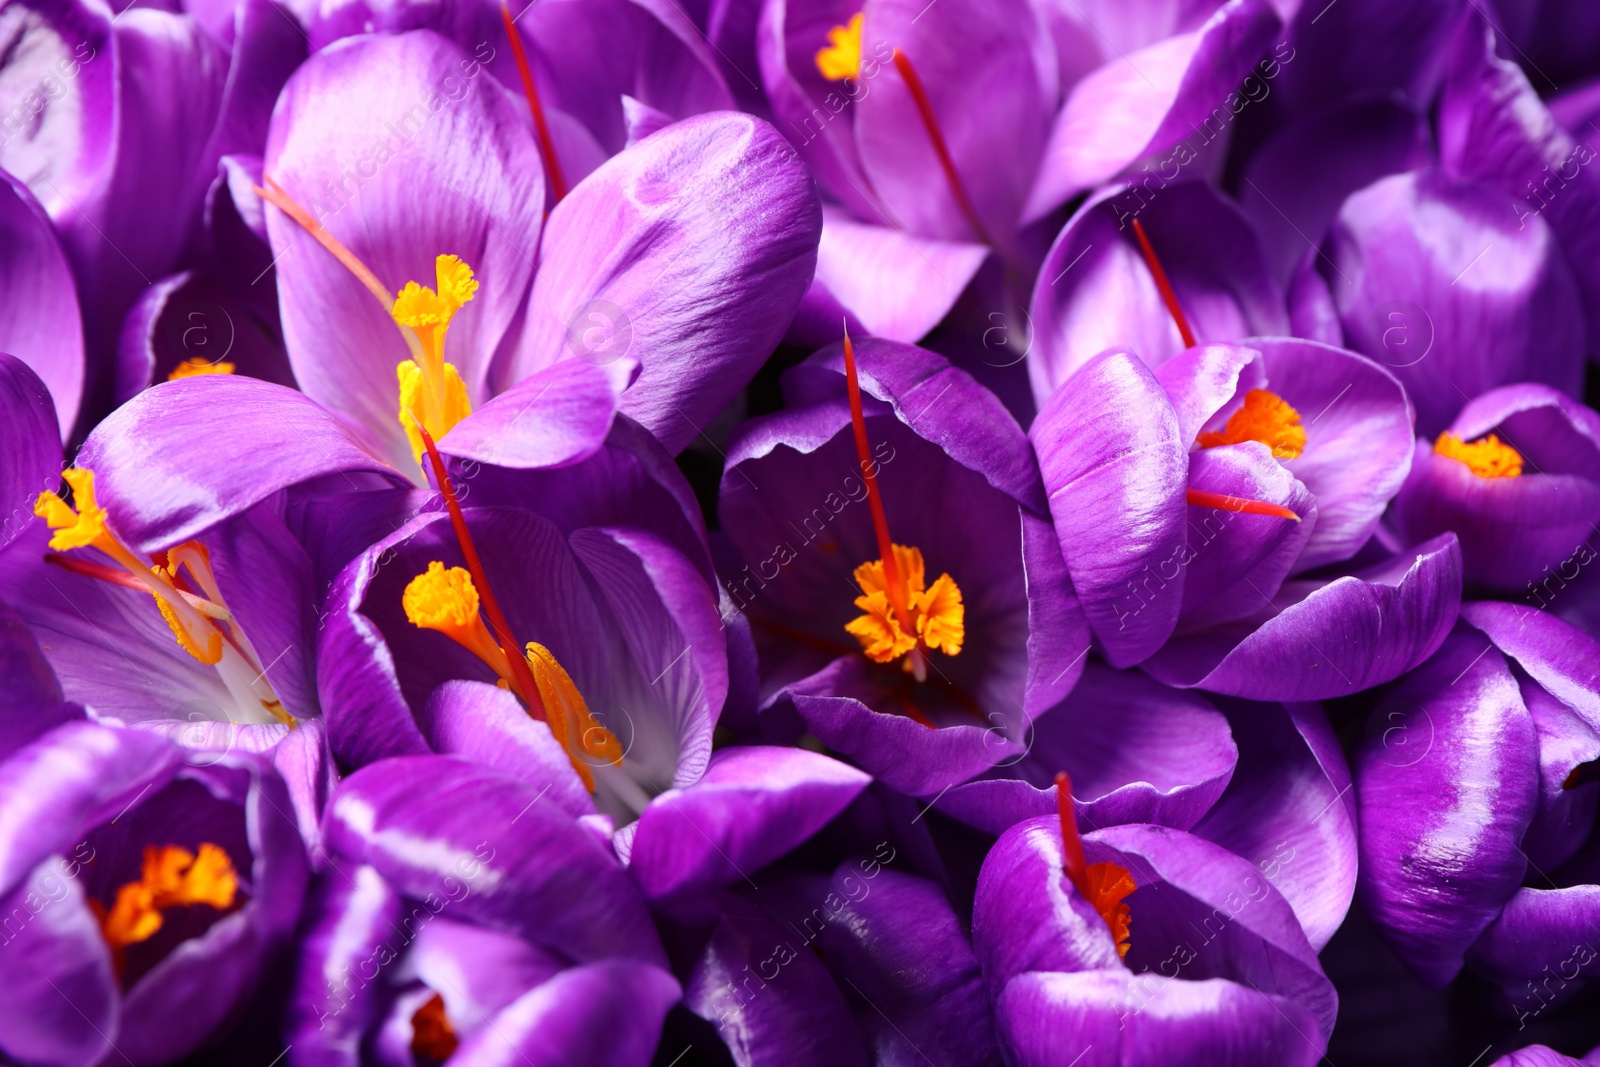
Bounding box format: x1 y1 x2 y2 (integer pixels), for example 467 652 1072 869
889 48 995 248
1130 218 1197 349
1198 390 1307 460
1434 431 1523 479
1055 771 1134 958
411 992 459 1062
1184 488 1300 522
92 843 239 975
500 1 568 203
839 327 965 688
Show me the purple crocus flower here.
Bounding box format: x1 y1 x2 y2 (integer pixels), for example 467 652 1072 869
1031 336 1461 699
1484 1043 1600 1067
0 368 400 734
0 0 303 420
759 0 1283 343
970 772 1339 1066
1353 602 1600 1011
258 29 818 471
314 363 871 902
717 335 1088 796
0 720 307 1066
1390 383 1600 593
286 754 679 1067
932 663 1358 952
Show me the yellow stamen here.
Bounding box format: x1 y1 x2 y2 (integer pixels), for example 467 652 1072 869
816 13 864 80
397 360 471 466
155 593 224 664
34 468 108 552
402 562 514 678
402 563 622 792
1435 431 1523 478
527 642 623 793
167 358 236 381
94 843 238 958
33 471 292 724
1197 389 1306 459
391 255 478 462
845 543 965 670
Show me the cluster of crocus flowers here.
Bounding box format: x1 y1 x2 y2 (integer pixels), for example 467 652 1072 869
9 0 1600 1063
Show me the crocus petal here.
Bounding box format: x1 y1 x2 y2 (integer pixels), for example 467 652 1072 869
0 859 115 1067
972 817 1132 994
0 603 83 762
1028 182 1287 397
0 173 83 434
684 893 869 1067
1193 700 1356 951
853 0 1056 244
812 865 1000 1067
756 0 884 221
448 960 680 1067
1461 601 1600 736
1031 349 1187 666
1517 680 1600 873
1141 534 1462 700
0 353 63 553
1092 823 1337 1037
567 524 727 787
323 755 666 966
1353 631 1539 987
627 745 870 899
1023 0 1281 219
1247 336 1415 571
1239 98 1430 284
1324 168 1586 437
808 209 989 344
0 721 180 894
206 503 321 721
264 31 544 469
77 374 399 552
1466 884 1600 1008
285 864 406 1065
421 680 596 820
996 970 1324 1067
786 656 1015 796
1439 15 1600 346
1274 0 1460 112
508 112 820 455
936 662 1236 836
439 357 632 470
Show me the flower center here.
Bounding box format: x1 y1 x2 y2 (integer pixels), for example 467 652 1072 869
411 992 459 1063
90 842 239 975
1434 431 1522 478
1198 389 1306 459
401 427 624 793
816 13 864 80
34 469 293 726
1056 771 1134 959
838 329 965 687
168 357 236 381
1130 220 1302 523
392 254 477 464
